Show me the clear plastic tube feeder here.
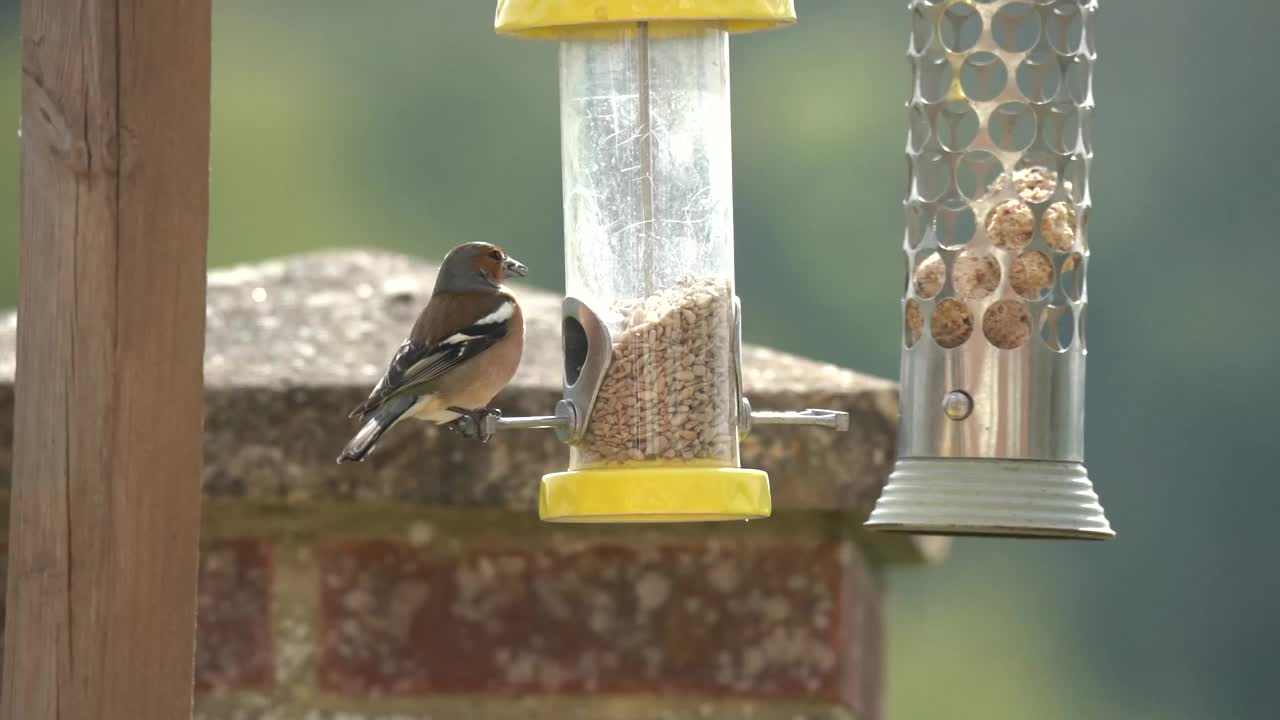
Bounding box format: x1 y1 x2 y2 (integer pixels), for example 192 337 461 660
865 0 1113 540
489 1 847 523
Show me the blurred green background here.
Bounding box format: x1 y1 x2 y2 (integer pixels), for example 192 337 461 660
1 0 1276 717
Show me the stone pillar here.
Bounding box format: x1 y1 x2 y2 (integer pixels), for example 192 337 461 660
0 252 948 720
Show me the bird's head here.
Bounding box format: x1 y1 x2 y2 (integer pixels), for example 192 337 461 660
438 242 528 292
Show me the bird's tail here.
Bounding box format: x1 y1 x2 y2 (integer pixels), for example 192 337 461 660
337 395 417 463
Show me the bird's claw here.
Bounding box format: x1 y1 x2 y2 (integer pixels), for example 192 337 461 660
446 407 501 443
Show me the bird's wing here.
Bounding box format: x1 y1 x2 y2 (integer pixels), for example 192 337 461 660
348 294 516 419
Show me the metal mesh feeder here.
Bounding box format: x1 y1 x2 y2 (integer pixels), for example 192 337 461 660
866 0 1114 540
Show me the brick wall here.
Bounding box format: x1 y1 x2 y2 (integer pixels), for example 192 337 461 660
0 506 887 719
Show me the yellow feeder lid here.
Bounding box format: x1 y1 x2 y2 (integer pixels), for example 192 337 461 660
540 465 771 523
495 0 796 39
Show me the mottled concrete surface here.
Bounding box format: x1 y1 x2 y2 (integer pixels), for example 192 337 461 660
0 250 890 394
0 250 902 516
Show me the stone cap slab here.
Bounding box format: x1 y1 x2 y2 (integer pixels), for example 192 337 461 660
0 251 947 565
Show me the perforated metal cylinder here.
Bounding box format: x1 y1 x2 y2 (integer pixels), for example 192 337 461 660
866 0 1113 540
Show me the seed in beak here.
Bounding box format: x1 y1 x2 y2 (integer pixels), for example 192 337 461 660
504 258 529 277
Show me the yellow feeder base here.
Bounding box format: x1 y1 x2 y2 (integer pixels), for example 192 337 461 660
495 0 796 39
539 465 771 523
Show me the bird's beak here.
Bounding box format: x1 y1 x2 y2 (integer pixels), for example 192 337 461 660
504 256 528 277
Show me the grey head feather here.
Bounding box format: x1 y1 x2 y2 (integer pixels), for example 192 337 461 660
434 242 505 294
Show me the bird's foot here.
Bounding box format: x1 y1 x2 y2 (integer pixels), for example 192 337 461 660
446 407 501 443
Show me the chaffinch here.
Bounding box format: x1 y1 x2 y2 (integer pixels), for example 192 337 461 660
337 242 528 463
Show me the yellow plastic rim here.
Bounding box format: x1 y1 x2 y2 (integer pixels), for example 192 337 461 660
539 466 771 523
495 0 796 39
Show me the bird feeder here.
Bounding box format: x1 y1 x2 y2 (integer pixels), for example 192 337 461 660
865 0 1113 539
476 0 849 523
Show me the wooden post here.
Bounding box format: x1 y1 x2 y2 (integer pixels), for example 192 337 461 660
3 1 211 718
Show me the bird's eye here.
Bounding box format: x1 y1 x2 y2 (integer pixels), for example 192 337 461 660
489 250 503 261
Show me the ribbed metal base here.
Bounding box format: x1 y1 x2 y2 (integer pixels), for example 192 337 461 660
865 458 1114 540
